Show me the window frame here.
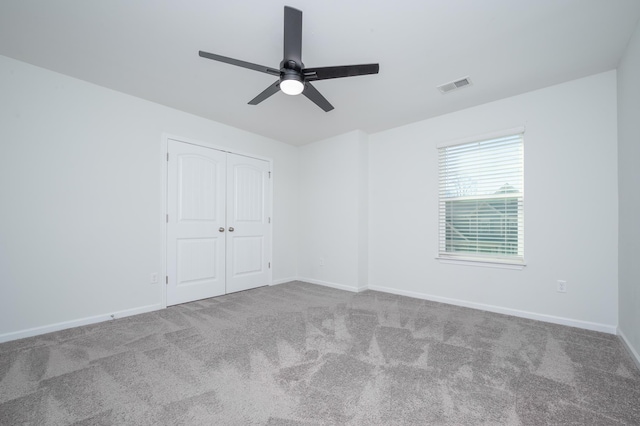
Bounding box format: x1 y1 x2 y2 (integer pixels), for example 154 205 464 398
436 127 526 269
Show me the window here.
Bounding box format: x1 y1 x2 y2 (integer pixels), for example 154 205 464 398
438 130 524 265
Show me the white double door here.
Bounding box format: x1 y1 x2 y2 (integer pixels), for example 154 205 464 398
166 139 271 306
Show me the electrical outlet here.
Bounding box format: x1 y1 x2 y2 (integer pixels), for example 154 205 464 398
557 280 567 293
319 257 325 267
151 273 158 284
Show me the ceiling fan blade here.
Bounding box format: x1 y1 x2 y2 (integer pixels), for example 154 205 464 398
304 63 380 81
302 82 334 112
283 6 303 64
248 81 281 105
199 51 280 76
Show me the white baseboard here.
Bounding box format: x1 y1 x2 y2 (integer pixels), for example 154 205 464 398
366 284 617 335
618 329 640 370
1 281 621 345
0 303 163 344
271 277 299 286
297 277 361 293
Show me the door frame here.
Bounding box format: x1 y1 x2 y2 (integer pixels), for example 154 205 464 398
160 133 273 308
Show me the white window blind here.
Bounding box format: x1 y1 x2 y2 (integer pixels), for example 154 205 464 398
438 132 524 264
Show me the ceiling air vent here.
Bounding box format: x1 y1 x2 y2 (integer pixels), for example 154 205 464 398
437 77 472 94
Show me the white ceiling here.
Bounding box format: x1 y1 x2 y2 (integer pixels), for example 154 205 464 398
1 1 639 146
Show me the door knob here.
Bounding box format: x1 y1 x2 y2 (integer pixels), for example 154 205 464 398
219 227 225 232
229 227 235 232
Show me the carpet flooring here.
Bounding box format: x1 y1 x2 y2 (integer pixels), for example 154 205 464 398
1 281 639 425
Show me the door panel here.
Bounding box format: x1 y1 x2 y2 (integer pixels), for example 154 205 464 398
234 166 265 221
225 154 271 294
232 236 264 275
178 156 218 221
177 238 218 283
167 140 226 305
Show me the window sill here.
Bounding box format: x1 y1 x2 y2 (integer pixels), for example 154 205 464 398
436 257 526 270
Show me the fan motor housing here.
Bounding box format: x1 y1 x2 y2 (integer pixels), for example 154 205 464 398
280 59 303 72
280 60 304 84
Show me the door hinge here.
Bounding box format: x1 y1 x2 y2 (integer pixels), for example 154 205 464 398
268 262 271 269
268 171 271 179
167 153 169 161
165 276 168 285
268 217 271 224
166 214 169 223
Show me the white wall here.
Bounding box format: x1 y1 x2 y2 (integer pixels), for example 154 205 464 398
368 71 619 332
0 55 299 341
357 131 369 290
297 130 368 291
617 20 640 362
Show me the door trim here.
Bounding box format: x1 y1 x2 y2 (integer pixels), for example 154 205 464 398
160 133 273 308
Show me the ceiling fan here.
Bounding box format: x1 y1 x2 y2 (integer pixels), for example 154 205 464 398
198 6 379 112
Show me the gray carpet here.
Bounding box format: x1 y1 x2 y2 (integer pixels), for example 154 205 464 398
1 281 639 425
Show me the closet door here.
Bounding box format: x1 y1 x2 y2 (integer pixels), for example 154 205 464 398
166 140 226 306
225 153 271 294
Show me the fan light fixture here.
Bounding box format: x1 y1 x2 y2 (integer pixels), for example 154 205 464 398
280 78 304 96
198 6 379 111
